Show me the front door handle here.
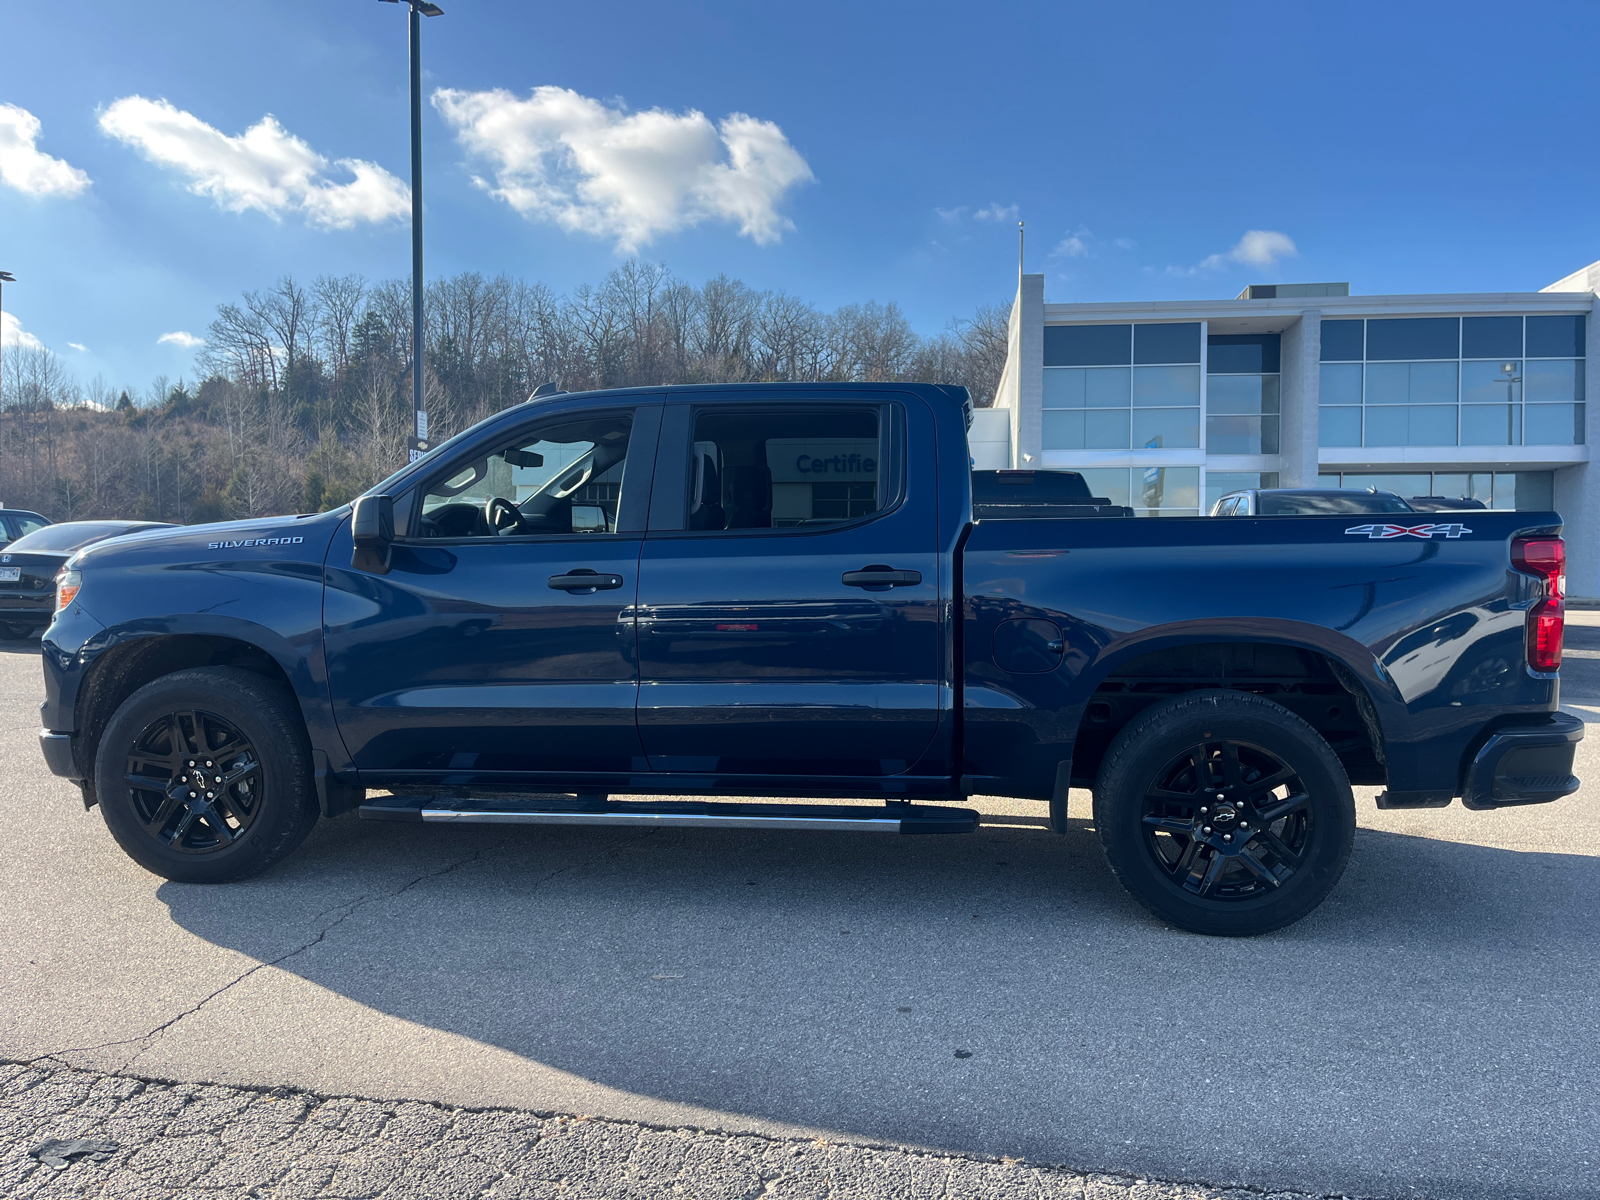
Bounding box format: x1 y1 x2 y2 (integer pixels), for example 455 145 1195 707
549 570 624 593
842 566 923 588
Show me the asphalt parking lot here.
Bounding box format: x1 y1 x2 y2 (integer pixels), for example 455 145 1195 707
5 622 1600 1200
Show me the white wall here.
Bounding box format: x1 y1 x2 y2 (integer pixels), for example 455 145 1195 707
968 408 1011 469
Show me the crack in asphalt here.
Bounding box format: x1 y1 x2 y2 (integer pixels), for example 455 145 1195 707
28 848 487 1071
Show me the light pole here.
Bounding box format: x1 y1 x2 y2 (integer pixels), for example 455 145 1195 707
379 0 443 462
0 271 13 500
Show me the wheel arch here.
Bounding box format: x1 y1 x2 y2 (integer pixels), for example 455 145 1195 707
1065 622 1398 792
74 632 302 808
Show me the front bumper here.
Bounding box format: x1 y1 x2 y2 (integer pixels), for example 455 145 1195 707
1460 711 1584 810
39 729 79 780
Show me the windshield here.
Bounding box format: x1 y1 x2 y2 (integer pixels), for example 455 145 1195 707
8 523 165 552
1258 492 1414 515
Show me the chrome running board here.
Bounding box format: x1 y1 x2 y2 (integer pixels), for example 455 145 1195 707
359 795 977 835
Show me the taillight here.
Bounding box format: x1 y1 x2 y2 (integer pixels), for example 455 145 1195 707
55 568 81 614
1512 537 1564 672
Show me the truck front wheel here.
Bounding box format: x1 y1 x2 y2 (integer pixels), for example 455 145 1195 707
1093 690 1356 936
94 666 319 883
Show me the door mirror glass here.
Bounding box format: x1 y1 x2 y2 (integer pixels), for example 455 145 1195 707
570 505 608 533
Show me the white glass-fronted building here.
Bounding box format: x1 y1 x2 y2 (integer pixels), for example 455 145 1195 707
983 267 1600 595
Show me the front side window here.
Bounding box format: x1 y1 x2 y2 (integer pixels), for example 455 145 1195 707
687 407 889 531
417 411 634 538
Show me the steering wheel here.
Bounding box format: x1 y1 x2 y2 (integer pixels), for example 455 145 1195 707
484 496 527 536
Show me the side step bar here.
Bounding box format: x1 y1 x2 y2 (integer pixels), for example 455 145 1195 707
358 794 977 835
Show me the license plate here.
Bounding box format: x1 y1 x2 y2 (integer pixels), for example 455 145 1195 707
0 568 20 582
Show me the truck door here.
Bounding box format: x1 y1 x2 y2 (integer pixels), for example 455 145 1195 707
323 401 659 788
634 396 944 781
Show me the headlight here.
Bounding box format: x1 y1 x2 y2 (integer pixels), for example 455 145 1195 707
55 568 81 613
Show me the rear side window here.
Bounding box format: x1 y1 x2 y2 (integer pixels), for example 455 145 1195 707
11 516 47 538
687 406 893 531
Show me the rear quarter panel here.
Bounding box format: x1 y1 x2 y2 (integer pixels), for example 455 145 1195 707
961 511 1559 798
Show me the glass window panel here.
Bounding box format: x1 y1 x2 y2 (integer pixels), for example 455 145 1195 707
1468 474 1495 504
1137 466 1199 511
1207 334 1280 374
1526 314 1586 359
1320 319 1364 361
1132 364 1200 406
1085 408 1131 448
1207 414 1264 455
1462 360 1522 405
1340 473 1432 496
1364 405 1457 446
1134 322 1201 365
1131 406 1200 448
1085 366 1131 407
1044 324 1130 366
1515 472 1554 509
1366 317 1459 360
1042 367 1087 409
1524 403 1582 445
1207 374 1278 414
1409 361 1459 404
1431 474 1468 496
1261 414 1281 455
1492 474 1517 510
1042 409 1086 450
1364 362 1410 404
1317 473 1343 486
1462 316 1522 360
1460 404 1519 446
1078 468 1131 508
1524 359 1583 403
1319 362 1363 405
1409 404 1458 444
1319 406 1362 446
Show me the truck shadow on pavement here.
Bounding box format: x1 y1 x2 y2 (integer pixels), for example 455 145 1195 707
154 811 1600 1200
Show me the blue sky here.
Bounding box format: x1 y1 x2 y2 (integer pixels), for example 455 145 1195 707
2 0 1599 392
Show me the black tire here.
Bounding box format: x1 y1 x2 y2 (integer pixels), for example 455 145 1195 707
1093 689 1355 936
1 622 37 639
94 666 319 883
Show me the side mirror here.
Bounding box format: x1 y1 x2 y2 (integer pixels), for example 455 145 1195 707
351 494 394 574
570 504 607 533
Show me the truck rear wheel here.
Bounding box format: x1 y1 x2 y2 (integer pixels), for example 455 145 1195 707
94 667 319 883
1093 690 1355 936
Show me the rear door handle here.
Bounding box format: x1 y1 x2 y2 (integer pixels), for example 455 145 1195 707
549 570 624 593
842 567 923 588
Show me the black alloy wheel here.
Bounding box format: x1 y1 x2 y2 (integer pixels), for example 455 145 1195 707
1093 689 1355 936
1139 738 1312 900
124 709 263 853
95 666 320 883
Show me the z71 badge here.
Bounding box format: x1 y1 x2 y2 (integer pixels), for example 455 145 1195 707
1344 523 1473 540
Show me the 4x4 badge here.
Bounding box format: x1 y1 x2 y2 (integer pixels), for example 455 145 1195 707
1345 523 1473 539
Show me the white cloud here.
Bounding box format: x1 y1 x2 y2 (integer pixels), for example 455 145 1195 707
0 104 91 197
934 205 967 223
1198 229 1297 271
99 96 409 229
973 202 1019 223
68 342 88 352
157 330 205 348
432 86 814 252
1 311 44 350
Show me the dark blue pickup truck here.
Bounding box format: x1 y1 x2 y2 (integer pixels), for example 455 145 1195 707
37 383 1581 934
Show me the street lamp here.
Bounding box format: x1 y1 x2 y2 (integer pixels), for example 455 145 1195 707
0 271 13 499
379 0 444 462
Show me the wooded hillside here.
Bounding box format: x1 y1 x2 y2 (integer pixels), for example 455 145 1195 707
0 262 1008 525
